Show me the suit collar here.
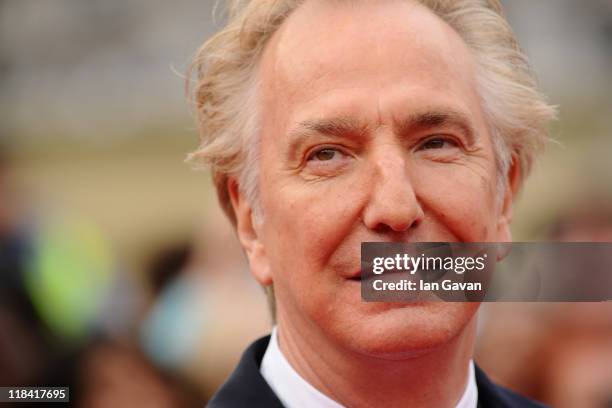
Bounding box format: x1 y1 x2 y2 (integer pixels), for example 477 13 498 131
474 364 547 408
208 335 547 408
207 336 284 408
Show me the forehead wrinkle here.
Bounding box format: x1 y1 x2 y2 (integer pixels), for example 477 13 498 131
262 0 477 92
268 1 460 91
263 3 479 119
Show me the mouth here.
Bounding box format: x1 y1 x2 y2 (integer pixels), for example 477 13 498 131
347 267 367 282
347 267 409 282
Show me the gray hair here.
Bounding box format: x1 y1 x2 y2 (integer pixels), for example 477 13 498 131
188 0 555 224
187 0 557 315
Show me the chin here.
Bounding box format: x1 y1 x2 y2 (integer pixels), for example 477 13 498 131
325 302 480 361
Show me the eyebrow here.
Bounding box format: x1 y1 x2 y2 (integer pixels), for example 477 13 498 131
290 116 368 140
394 110 477 146
286 109 477 158
286 116 368 158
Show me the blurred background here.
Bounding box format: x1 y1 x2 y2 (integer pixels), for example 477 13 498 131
0 0 611 407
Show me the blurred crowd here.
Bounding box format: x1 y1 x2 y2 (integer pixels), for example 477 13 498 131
0 146 270 407
477 201 612 408
1 141 611 407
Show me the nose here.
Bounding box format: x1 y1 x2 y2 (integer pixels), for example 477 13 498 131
362 153 424 233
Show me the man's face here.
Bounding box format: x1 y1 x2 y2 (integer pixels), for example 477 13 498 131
235 0 514 356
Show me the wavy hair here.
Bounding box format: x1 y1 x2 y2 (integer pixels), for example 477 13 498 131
187 0 556 227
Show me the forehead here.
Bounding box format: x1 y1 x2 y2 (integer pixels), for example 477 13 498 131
259 0 481 133
262 0 473 103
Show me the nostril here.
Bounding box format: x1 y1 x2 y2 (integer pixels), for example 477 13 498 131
373 217 419 234
372 223 392 234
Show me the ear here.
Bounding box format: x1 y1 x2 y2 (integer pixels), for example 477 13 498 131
228 178 273 285
496 155 521 243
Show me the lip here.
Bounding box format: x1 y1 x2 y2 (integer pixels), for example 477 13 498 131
347 267 369 281
346 268 409 282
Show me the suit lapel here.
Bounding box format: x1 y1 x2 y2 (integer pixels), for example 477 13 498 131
207 336 284 408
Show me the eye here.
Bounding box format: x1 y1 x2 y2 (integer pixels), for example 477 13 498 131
418 136 459 150
307 147 344 162
303 146 352 177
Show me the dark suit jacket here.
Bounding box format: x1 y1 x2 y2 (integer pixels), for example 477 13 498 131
208 336 547 408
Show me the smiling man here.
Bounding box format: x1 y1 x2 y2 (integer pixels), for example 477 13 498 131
188 0 555 407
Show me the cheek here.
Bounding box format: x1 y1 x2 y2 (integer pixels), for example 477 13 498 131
413 162 498 241
260 177 362 279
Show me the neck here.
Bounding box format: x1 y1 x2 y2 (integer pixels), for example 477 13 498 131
275 310 476 408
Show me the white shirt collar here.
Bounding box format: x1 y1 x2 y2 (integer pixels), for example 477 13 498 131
260 327 478 408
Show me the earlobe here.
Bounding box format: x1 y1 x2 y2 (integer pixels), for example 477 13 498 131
228 178 273 285
497 155 521 243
